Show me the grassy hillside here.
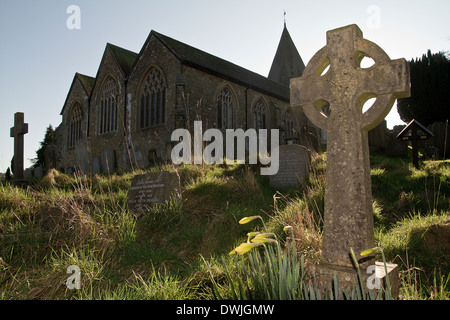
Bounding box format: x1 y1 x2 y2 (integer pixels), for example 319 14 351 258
0 152 448 300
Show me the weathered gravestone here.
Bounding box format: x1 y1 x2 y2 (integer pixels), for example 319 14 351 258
270 144 310 190
127 171 182 213
10 112 29 185
291 24 409 296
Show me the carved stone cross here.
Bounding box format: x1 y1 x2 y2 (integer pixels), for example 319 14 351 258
10 112 29 181
291 25 410 268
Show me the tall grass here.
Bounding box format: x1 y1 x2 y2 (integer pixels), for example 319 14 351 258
1 153 448 300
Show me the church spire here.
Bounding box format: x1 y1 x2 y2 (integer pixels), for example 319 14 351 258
268 18 305 86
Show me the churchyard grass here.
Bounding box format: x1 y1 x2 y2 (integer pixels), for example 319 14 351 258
0 152 448 299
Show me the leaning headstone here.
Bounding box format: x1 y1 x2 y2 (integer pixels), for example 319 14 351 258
291 24 410 297
10 112 29 184
270 144 310 190
127 171 182 213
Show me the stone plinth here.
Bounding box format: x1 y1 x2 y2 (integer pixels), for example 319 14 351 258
317 261 399 299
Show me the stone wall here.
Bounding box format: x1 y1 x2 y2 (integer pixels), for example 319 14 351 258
57 75 90 172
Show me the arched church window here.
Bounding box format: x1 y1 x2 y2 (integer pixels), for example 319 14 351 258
284 108 296 141
217 86 235 129
69 103 83 148
253 98 267 130
100 76 119 135
140 67 166 129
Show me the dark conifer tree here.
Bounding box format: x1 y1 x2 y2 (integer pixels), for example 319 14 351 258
397 50 450 126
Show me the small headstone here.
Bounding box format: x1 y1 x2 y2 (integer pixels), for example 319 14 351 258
270 144 311 190
127 171 182 213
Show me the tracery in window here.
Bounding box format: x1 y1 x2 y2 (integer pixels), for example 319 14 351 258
69 103 83 148
253 98 267 130
100 76 119 135
284 108 296 141
140 67 166 129
217 86 235 129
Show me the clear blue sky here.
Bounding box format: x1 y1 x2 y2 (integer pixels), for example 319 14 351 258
0 0 449 173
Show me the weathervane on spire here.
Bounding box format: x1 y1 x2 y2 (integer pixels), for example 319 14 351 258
284 10 286 27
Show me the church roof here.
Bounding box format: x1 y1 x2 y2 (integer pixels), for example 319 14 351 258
107 43 138 78
151 31 290 101
268 24 305 86
76 73 95 95
60 73 95 115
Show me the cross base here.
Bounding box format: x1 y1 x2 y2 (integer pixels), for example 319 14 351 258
316 261 399 300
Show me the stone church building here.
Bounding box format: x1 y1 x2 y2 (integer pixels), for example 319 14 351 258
54 24 319 174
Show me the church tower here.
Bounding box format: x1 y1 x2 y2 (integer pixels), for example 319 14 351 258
268 22 305 86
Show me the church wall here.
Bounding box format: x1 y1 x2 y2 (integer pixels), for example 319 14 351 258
87 48 126 174
57 77 90 172
56 30 319 174
180 64 293 149
125 35 181 168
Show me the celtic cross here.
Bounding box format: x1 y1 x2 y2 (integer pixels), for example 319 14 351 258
291 25 410 267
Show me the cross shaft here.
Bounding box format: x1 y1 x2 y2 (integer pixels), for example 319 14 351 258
10 112 28 181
